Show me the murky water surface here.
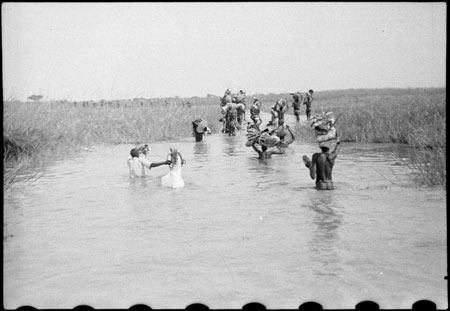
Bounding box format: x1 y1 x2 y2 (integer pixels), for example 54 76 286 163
3 123 447 309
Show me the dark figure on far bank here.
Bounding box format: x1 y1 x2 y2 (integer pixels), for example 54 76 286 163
303 135 341 190
304 89 314 120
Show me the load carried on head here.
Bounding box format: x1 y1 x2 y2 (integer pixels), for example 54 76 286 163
192 119 209 133
245 126 281 148
268 98 289 127
220 89 246 107
219 88 247 135
309 111 342 146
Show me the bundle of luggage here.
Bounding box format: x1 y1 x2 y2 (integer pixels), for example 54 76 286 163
221 102 246 113
245 126 281 148
192 119 209 133
309 111 341 145
220 89 246 107
273 98 288 113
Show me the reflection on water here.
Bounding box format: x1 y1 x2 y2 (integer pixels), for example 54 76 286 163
305 192 344 277
222 134 242 156
193 141 210 157
3 128 447 309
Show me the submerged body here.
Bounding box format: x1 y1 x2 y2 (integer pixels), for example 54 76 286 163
304 139 340 190
127 156 152 178
127 147 170 178
161 148 185 188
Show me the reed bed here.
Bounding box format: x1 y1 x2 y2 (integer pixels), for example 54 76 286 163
3 88 446 189
287 88 446 187
3 99 221 191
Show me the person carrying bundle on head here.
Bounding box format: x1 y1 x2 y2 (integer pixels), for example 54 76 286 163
251 140 285 160
310 111 341 144
234 90 246 105
268 104 279 127
221 89 232 107
250 98 262 130
223 102 238 136
303 135 341 190
236 102 246 129
273 98 288 126
290 92 303 122
304 89 314 120
192 119 211 142
273 124 295 149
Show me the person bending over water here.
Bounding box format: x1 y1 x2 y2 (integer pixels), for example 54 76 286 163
274 124 295 149
303 136 341 190
251 140 285 159
192 119 211 142
127 148 171 178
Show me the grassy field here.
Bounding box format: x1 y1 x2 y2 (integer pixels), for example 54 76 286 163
3 88 446 189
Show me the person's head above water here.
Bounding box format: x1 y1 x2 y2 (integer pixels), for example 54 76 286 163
130 148 140 158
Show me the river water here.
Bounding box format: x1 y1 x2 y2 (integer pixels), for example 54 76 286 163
3 115 447 309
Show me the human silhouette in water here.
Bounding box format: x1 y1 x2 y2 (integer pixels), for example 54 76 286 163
303 134 341 190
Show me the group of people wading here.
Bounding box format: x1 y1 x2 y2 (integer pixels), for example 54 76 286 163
219 88 247 136
188 88 341 190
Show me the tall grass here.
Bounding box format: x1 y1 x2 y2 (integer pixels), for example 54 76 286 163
287 88 446 187
3 88 446 189
3 99 221 191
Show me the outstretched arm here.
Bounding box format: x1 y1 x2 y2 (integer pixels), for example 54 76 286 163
149 160 171 169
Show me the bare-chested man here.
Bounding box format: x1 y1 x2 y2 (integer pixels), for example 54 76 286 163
303 136 341 190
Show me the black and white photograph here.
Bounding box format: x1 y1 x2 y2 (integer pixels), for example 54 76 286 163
3 2 447 309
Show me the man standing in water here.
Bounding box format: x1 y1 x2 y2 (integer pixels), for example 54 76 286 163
304 89 314 120
303 136 341 190
192 119 211 142
290 92 303 122
127 148 171 178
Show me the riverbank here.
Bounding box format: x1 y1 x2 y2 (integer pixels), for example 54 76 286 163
3 88 446 190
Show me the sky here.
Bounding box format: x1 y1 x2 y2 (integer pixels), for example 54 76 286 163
2 2 447 101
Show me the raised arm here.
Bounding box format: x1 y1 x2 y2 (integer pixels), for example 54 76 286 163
328 132 341 162
310 155 317 180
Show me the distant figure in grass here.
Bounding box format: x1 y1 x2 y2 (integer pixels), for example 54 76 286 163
290 91 303 122
303 135 341 190
127 145 171 178
192 119 211 142
304 89 314 120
